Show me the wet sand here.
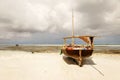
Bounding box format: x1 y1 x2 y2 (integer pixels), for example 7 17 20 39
0 50 120 80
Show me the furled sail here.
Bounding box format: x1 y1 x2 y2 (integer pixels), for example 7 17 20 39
79 36 93 44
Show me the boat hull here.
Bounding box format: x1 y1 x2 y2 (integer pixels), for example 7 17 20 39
61 49 93 60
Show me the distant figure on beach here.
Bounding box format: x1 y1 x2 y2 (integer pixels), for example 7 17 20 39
31 51 34 54
16 44 19 47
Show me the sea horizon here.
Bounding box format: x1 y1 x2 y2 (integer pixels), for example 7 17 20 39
0 44 120 50
0 44 120 46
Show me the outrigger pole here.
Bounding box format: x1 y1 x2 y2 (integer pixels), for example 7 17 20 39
72 9 75 46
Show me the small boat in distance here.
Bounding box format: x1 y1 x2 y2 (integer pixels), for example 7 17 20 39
61 10 95 67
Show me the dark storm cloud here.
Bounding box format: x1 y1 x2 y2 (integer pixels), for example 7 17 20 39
72 0 120 36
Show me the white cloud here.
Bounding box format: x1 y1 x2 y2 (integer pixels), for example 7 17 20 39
0 0 119 44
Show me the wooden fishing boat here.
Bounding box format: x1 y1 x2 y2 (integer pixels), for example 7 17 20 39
61 11 95 66
61 36 95 66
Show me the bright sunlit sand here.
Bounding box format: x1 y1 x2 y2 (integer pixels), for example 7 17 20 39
0 50 120 80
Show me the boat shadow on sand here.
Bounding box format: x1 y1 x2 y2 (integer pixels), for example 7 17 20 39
63 56 104 76
63 56 96 66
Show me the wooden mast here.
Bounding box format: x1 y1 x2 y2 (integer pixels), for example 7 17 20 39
72 9 75 46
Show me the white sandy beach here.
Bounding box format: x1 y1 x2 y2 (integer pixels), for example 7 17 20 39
0 50 120 80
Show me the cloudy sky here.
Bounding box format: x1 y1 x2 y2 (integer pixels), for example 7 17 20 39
0 0 120 44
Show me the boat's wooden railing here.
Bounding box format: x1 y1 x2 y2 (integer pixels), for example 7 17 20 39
63 36 95 49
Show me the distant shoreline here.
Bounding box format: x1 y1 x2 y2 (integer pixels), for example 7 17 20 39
0 44 119 54
0 44 120 46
